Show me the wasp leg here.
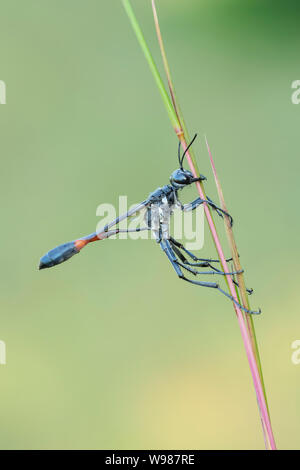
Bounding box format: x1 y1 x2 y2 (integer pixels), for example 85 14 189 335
171 243 241 275
208 263 254 295
170 238 253 295
171 242 231 271
175 259 243 277
170 243 212 268
161 240 261 315
180 196 233 227
196 259 253 294
232 278 253 295
101 227 151 239
206 196 233 227
169 237 233 264
160 240 219 288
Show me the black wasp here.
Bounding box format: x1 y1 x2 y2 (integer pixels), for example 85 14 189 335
39 134 260 314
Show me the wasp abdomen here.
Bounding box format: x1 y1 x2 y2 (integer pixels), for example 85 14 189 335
39 241 79 269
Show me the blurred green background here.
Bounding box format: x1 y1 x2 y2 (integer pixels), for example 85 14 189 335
0 0 299 449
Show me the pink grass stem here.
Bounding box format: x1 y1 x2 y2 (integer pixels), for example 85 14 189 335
179 134 276 449
205 135 271 448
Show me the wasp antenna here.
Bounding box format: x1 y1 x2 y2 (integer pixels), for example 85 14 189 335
178 141 182 169
180 133 198 168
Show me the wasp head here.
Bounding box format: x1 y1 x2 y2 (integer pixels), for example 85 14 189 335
170 168 196 189
171 134 207 189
